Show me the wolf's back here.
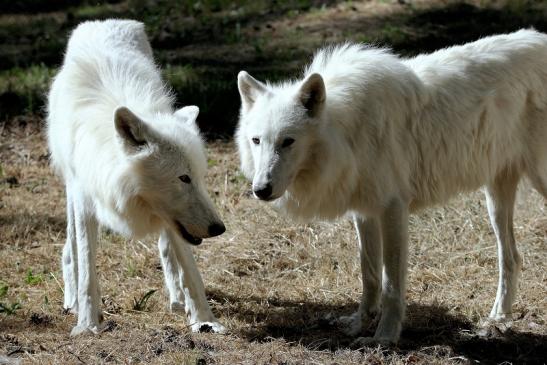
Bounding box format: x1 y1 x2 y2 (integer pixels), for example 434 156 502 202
46 20 165 179
66 19 152 61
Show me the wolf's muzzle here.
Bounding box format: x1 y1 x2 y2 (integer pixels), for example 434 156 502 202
208 222 226 237
253 183 273 200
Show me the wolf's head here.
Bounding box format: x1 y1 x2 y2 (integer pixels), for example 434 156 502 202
236 71 326 201
114 106 225 244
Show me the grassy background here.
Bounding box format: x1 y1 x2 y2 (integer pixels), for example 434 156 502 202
0 0 546 364
1 0 547 136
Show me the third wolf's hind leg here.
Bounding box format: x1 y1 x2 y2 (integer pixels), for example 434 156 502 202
485 169 522 321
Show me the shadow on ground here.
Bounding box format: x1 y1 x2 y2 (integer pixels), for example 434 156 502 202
208 289 547 364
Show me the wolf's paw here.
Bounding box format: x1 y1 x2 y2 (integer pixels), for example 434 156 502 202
63 295 78 314
488 310 513 323
337 312 363 336
335 311 378 336
63 305 78 315
478 318 512 338
170 301 186 313
70 322 105 336
351 332 398 348
190 320 226 334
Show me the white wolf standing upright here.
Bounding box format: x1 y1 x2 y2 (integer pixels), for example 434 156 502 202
47 19 226 335
236 29 547 344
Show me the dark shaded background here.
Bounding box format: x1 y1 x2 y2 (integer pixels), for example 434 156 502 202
1 0 547 137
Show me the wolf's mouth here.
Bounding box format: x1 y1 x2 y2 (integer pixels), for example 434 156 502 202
174 221 203 245
255 195 278 202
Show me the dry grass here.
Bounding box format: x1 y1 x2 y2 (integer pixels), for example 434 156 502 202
0 118 546 364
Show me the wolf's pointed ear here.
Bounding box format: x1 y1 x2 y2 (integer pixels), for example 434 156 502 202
298 73 326 117
238 71 267 111
174 105 199 125
114 106 149 153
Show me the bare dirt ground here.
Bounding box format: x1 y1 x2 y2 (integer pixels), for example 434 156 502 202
0 113 545 364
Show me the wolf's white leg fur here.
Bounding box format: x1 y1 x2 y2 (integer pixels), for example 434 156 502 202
373 198 409 344
62 183 78 313
71 187 103 336
158 231 185 312
339 215 382 335
165 229 225 333
485 169 522 321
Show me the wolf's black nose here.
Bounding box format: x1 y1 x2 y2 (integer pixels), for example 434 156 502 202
254 184 272 200
208 222 226 237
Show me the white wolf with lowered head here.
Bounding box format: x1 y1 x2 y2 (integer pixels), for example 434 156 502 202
237 29 547 344
47 19 226 335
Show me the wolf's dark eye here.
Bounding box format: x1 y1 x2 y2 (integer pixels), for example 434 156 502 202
281 138 295 148
252 137 260 145
179 175 191 184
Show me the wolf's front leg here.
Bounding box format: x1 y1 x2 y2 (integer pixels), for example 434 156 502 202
62 184 78 313
339 214 382 335
166 229 226 333
158 230 185 312
71 189 103 336
354 198 409 346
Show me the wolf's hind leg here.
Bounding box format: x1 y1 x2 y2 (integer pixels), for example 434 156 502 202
339 215 382 336
62 183 78 313
158 230 185 312
485 168 522 322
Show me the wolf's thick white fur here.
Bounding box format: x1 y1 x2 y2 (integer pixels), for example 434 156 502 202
237 29 547 344
47 19 226 335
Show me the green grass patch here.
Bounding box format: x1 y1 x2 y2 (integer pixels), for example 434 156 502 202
73 2 125 19
0 282 8 298
132 289 157 311
0 64 55 114
0 302 21 315
381 24 408 45
163 64 201 91
126 261 138 278
0 64 55 94
25 269 44 285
